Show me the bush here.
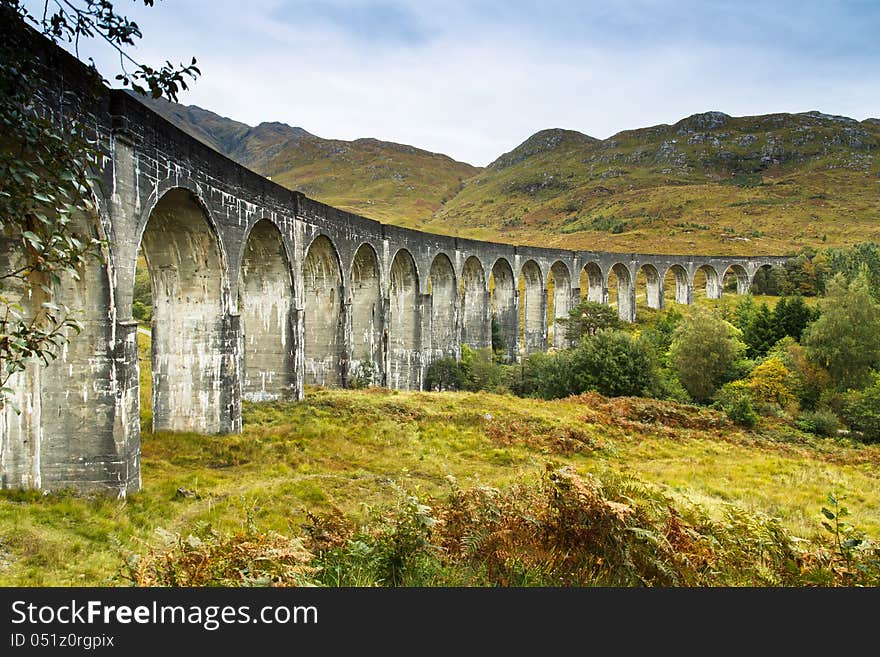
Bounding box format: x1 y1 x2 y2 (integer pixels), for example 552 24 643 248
747 357 797 410
715 381 759 428
519 330 658 400
460 345 508 393
425 358 464 391
840 374 880 442
796 410 839 437
132 300 152 322
349 361 378 389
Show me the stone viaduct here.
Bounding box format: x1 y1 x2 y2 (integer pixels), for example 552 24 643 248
0 19 788 495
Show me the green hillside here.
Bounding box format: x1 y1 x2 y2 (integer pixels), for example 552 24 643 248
135 93 880 255
431 112 880 255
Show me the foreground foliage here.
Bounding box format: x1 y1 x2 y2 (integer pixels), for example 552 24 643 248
125 465 880 587
3 387 879 587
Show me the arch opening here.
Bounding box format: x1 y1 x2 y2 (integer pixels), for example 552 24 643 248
549 261 572 349
388 250 421 390
350 244 383 386
580 262 605 303
140 188 228 434
663 265 691 305
608 263 635 322
723 264 750 296
1 207 120 490
693 264 721 300
461 256 489 350
238 220 294 402
490 258 517 363
429 254 457 362
303 235 343 387
519 260 545 355
750 263 787 295
638 264 663 310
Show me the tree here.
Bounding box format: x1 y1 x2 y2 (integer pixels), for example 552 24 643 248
741 302 781 359
772 296 816 342
0 1 199 405
802 271 880 391
746 357 796 409
520 330 657 400
424 358 464 392
841 373 880 443
668 308 745 403
557 299 621 342
571 330 657 398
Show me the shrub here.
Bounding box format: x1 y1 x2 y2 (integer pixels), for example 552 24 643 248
715 381 759 427
747 357 797 410
519 330 657 400
425 358 464 391
460 345 507 392
796 410 839 437
122 523 315 586
840 374 880 442
349 360 378 389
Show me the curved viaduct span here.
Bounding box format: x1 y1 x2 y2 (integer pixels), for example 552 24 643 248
0 25 787 494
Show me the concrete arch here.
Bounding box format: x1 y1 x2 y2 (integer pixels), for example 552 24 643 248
461 256 489 349
389 246 422 291
693 264 721 299
608 262 635 322
350 243 383 385
638 263 663 310
749 262 786 295
238 219 295 402
490 257 517 363
0 205 124 491
388 249 421 390
664 264 691 305
519 259 546 354
580 261 605 303
303 235 344 387
429 253 458 361
723 263 750 295
549 261 573 348
140 187 230 433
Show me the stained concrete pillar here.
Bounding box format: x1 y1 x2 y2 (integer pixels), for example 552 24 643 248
520 260 546 354
490 259 517 363
643 265 664 310
350 244 383 386
388 250 421 390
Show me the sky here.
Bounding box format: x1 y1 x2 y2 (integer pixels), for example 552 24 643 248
31 0 880 166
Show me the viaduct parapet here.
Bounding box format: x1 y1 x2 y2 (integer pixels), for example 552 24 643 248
0 19 788 494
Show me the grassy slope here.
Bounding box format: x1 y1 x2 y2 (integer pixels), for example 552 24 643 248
0 324 876 585
431 113 880 255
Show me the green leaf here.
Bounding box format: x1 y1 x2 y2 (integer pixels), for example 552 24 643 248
821 507 835 520
828 493 838 505
821 521 834 534
842 538 862 549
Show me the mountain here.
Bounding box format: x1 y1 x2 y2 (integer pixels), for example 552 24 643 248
427 111 880 254
131 93 481 225
133 93 880 255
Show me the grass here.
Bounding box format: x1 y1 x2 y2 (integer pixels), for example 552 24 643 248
1 382 878 585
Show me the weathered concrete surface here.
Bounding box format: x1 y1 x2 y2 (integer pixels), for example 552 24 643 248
0 18 791 494
239 220 295 401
